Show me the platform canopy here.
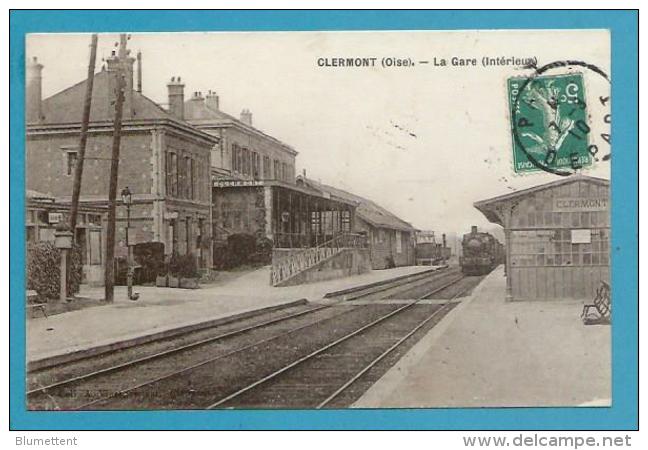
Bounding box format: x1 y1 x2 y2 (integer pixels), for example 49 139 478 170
474 174 610 302
474 174 610 227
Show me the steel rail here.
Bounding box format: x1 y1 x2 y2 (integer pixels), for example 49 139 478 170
31 269 455 410
417 275 466 299
31 267 450 389
80 271 456 410
73 306 360 410
206 299 421 409
317 279 471 408
341 266 454 301
203 274 468 410
28 303 330 397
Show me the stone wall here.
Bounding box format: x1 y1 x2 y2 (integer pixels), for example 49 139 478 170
27 126 213 267
26 130 154 199
274 248 371 287
222 126 296 182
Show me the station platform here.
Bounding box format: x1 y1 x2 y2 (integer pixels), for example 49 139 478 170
353 266 611 408
27 264 438 366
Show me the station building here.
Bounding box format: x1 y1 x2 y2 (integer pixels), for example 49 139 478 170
26 190 107 285
182 90 356 249
25 54 216 270
474 174 610 301
210 177 364 286
297 177 417 269
183 90 297 182
26 52 420 287
211 178 358 249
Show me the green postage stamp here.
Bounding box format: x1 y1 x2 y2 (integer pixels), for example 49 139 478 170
508 73 593 174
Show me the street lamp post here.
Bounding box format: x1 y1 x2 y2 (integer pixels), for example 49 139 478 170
121 186 138 301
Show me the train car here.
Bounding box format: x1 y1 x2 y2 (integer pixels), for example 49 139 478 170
460 226 502 275
415 231 451 266
415 242 451 265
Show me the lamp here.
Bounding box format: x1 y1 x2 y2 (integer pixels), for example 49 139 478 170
121 186 132 205
121 186 139 301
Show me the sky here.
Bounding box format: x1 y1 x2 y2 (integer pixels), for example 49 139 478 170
26 30 611 237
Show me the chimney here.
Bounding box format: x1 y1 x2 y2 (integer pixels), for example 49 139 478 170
136 51 142 93
26 56 43 123
167 76 185 120
186 91 205 119
106 48 135 117
471 226 478 234
442 233 447 248
240 108 252 126
190 91 204 102
205 90 219 110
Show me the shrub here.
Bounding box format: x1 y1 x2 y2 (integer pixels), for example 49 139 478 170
166 252 200 279
250 237 273 265
157 263 169 277
27 241 82 300
212 234 274 270
226 233 257 268
212 242 229 270
168 252 182 277
179 253 199 278
133 242 166 282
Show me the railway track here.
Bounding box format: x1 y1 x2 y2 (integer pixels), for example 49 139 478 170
27 304 325 385
27 267 478 410
27 302 350 410
330 266 452 301
207 275 471 409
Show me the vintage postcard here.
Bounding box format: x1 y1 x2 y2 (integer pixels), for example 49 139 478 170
17 24 626 422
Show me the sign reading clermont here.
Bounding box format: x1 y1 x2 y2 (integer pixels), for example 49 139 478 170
553 197 608 212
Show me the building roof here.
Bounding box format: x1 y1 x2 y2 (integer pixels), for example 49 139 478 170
37 69 170 124
212 177 358 207
26 189 54 201
184 96 297 155
31 69 217 144
297 176 417 232
474 174 610 225
26 189 108 212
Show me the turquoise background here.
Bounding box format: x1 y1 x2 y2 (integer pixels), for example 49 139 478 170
9 10 638 430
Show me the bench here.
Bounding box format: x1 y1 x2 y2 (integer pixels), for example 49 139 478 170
27 303 48 318
581 281 611 325
26 290 48 318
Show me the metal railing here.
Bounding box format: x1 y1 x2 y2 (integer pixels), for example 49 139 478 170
270 232 368 286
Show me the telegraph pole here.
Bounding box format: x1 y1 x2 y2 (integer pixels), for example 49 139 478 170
104 34 128 303
69 34 98 234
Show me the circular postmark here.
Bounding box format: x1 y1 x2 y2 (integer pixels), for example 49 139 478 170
509 60 611 176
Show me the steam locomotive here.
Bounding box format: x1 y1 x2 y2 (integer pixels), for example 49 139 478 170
460 226 504 275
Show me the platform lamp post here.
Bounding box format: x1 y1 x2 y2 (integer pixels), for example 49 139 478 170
54 223 74 302
121 186 139 301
